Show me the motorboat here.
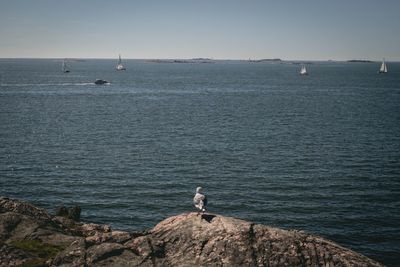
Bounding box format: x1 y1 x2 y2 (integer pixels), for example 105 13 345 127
94 79 109 85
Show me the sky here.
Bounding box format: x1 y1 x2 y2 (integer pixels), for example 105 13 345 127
0 0 399 60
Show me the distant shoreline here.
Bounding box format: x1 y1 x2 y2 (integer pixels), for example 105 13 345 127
346 59 374 63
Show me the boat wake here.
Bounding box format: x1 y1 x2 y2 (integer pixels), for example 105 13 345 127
0 82 95 87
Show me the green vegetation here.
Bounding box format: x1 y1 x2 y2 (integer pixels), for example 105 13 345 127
10 239 65 267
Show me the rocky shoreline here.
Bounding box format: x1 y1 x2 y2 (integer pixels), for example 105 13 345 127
0 196 383 266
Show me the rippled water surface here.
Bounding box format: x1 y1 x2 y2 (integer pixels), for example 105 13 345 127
0 59 399 265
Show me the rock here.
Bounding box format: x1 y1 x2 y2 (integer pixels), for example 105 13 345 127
0 243 31 267
55 205 81 221
0 197 51 222
68 206 81 221
51 238 86 267
86 242 125 264
85 230 133 246
0 213 41 242
0 196 384 267
36 231 82 248
55 206 69 218
131 213 384 266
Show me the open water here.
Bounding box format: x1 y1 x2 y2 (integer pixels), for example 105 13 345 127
0 59 399 265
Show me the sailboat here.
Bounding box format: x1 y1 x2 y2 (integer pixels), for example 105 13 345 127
116 54 126 71
300 65 308 75
62 59 70 73
378 58 388 74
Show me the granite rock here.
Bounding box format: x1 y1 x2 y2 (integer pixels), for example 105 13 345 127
0 196 384 267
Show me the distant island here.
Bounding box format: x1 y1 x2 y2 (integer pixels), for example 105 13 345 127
191 58 213 61
249 58 282 63
347 59 374 63
145 59 215 64
287 61 314 65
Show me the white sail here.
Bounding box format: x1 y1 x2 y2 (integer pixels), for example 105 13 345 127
300 65 308 75
116 54 126 70
379 58 388 73
62 59 69 73
380 62 385 72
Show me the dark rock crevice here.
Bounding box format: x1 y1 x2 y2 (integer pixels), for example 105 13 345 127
248 223 259 266
199 238 208 256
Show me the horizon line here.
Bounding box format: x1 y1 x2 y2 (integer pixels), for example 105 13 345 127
0 57 395 62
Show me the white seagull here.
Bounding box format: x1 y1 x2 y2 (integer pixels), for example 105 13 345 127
193 187 207 214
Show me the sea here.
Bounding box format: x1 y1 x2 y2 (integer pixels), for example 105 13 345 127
0 59 399 266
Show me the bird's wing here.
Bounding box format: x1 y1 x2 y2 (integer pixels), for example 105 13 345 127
193 193 206 206
193 194 201 205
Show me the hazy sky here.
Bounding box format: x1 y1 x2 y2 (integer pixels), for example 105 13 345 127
1 0 399 60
